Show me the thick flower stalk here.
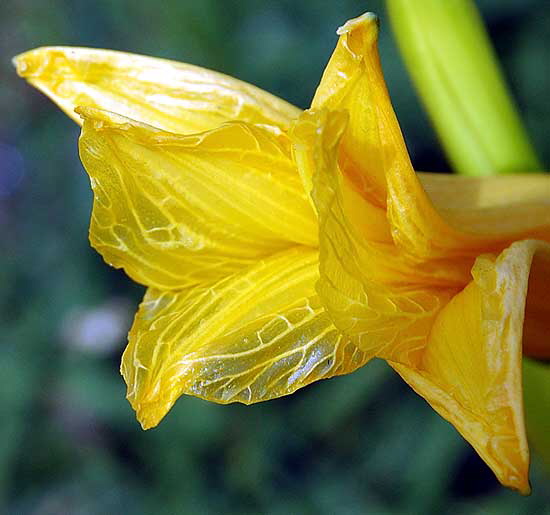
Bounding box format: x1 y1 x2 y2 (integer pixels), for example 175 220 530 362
15 12 550 493
386 0 542 176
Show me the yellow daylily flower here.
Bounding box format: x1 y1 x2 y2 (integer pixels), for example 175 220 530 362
15 12 550 493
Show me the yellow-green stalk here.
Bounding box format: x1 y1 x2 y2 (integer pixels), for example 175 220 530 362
386 0 541 175
524 359 550 470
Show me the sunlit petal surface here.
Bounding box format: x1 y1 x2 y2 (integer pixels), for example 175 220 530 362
14 46 300 132
121 247 369 429
78 107 316 289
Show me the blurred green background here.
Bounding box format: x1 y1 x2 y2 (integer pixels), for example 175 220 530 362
2 1 550 513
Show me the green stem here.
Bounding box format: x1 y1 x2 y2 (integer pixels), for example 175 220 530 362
523 359 550 471
386 0 542 175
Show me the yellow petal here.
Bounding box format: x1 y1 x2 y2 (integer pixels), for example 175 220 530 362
311 13 393 205
14 46 300 132
419 172 550 240
309 13 470 262
78 107 317 289
391 240 550 494
121 247 370 429
312 13 550 272
291 109 455 364
391 170 550 275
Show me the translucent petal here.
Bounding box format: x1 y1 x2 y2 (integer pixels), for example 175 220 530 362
121 247 370 429
391 240 550 494
78 107 317 289
291 110 455 364
14 46 300 132
311 13 394 204
390 169 550 265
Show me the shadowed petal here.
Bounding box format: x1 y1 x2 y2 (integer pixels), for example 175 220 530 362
121 247 370 429
419 172 550 240
14 46 300 132
78 107 317 289
392 240 550 493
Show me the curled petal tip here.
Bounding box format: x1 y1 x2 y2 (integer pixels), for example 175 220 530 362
76 106 161 133
337 12 379 36
124 372 177 430
520 481 532 496
75 106 120 132
12 47 61 78
336 12 380 55
75 106 124 127
12 51 31 77
11 55 21 73
74 105 91 120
